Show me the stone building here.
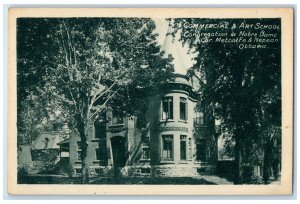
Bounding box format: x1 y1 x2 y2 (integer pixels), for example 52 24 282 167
59 26 219 177
31 131 66 162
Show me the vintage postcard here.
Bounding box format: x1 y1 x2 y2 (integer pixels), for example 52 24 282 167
7 8 293 195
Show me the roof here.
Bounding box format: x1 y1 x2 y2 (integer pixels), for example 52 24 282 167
32 132 68 150
57 138 70 145
173 74 191 86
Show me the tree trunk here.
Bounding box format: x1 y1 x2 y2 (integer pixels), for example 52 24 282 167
77 120 91 184
263 139 272 184
272 157 280 180
234 135 243 184
81 157 89 184
272 130 280 181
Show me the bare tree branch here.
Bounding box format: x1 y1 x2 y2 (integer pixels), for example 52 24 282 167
89 87 121 120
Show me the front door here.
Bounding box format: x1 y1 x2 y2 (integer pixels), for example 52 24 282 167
111 136 126 167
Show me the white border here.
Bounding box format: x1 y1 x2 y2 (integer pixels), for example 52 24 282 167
1 0 298 202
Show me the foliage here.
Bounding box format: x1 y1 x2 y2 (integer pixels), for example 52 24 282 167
17 166 30 183
31 149 59 162
172 18 281 183
17 19 59 144
65 164 76 178
17 18 174 183
37 161 58 174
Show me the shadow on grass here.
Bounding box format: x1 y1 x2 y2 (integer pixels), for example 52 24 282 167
19 175 216 185
216 174 234 182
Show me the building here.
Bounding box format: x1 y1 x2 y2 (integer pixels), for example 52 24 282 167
60 25 219 177
31 131 68 162
18 145 32 166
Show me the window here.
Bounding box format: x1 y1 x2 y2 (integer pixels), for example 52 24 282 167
75 168 82 174
141 167 151 174
77 142 82 160
162 135 173 160
94 119 106 139
195 112 204 125
77 151 82 160
95 148 101 161
112 111 123 125
180 135 187 160
142 138 150 159
93 143 108 165
188 138 192 160
77 141 82 150
60 143 69 152
162 97 173 120
142 147 149 159
180 98 188 120
196 139 206 161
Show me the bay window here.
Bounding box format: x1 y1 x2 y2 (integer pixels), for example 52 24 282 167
162 135 173 160
162 97 173 120
180 135 187 160
180 97 187 120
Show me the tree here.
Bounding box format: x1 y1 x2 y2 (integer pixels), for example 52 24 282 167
17 18 174 183
260 85 281 183
17 19 60 145
172 18 281 184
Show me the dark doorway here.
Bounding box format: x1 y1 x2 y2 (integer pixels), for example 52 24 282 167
111 136 126 167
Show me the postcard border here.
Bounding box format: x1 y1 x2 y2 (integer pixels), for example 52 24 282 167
7 7 294 195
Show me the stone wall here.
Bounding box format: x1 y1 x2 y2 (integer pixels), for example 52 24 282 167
71 164 215 178
151 164 216 177
69 129 104 169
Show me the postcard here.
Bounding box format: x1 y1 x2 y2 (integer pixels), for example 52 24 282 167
7 8 293 195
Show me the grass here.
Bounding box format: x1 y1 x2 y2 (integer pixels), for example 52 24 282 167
19 174 216 185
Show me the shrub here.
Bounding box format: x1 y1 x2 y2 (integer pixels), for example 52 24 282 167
59 163 75 178
36 161 58 174
243 165 263 184
17 166 29 183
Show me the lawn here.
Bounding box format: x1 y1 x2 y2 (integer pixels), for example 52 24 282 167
19 174 216 185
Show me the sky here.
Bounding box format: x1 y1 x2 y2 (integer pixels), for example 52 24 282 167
152 18 195 74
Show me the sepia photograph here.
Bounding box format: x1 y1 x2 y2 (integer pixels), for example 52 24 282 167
7 8 293 195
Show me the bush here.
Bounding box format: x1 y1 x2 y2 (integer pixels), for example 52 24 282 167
243 165 263 184
35 161 58 174
17 166 29 183
57 163 75 178
247 175 263 184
